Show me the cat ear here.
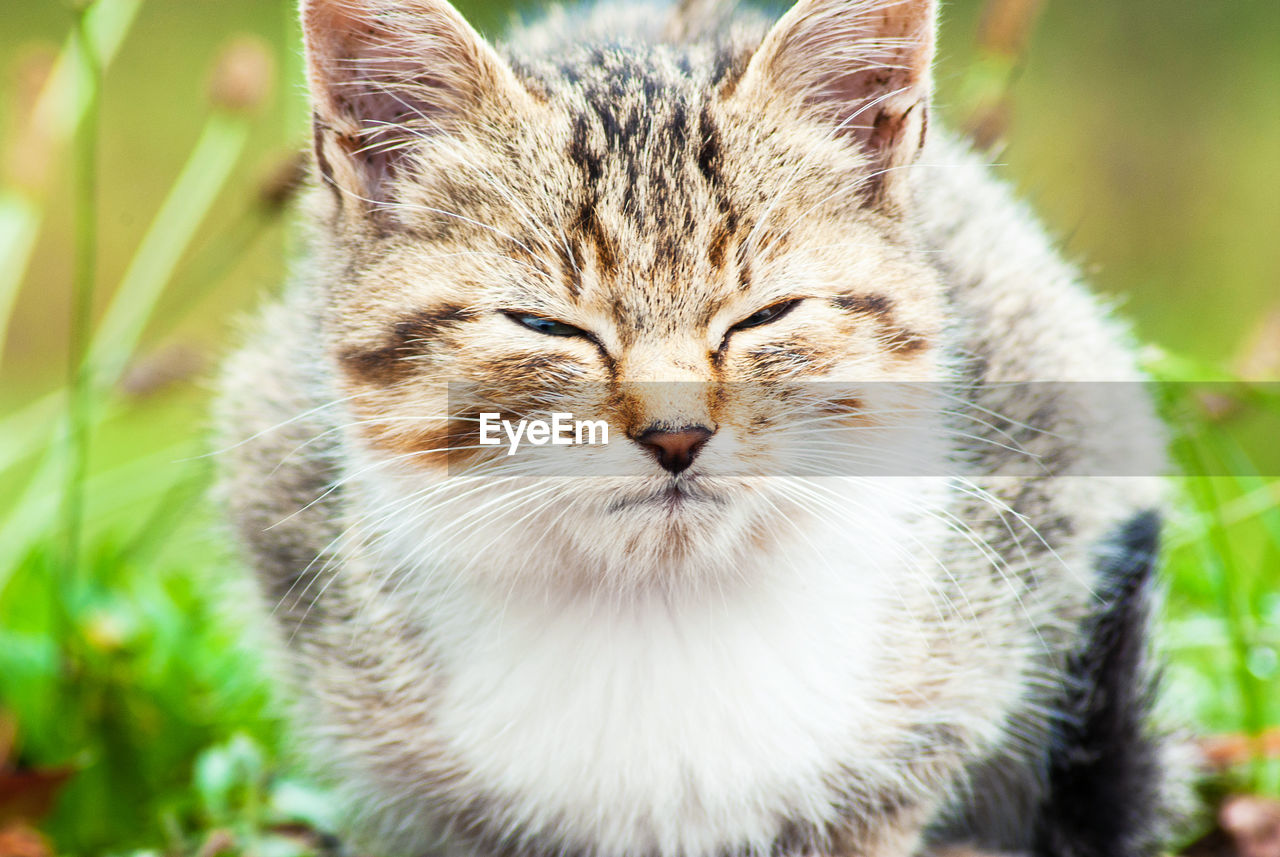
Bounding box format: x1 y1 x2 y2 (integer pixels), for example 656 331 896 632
301 0 527 208
733 0 936 206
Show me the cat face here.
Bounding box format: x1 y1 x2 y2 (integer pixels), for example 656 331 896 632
303 0 950 592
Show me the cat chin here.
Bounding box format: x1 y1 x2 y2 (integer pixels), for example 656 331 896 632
350 474 782 598
482 501 779 598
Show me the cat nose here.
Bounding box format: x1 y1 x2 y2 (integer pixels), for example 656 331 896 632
634 425 715 475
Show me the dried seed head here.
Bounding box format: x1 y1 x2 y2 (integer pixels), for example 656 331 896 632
208 35 274 114
3 43 59 193
258 150 307 212
976 0 1045 58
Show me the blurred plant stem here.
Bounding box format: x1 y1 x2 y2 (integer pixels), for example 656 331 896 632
0 0 144 365
60 0 104 659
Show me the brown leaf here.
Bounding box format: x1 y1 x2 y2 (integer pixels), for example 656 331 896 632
0 715 13 769
0 823 53 857
0 768 74 826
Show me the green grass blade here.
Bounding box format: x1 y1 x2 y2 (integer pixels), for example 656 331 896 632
88 113 250 384
0 193 41 359
32 0 145 142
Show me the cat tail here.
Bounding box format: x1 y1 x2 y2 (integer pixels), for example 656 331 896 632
1034 510 1200 857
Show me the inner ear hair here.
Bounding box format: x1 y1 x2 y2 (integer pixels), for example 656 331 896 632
301 0 529 209
733 0 936 208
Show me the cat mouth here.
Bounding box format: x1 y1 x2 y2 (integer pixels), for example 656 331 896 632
605 480 721 514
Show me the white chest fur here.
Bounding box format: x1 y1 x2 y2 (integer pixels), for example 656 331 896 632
407 481 942 857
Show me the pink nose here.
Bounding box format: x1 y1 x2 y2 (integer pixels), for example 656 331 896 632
634 426 715 474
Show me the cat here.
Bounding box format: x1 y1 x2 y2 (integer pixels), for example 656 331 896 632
216 0 1191 855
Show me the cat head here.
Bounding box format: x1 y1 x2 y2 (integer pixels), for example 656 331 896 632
301 0 952 595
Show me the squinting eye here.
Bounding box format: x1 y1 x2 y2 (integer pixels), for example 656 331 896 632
505 312 589 338
731 299 802 332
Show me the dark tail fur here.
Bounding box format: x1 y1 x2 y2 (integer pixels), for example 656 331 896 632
1033 510 1173 857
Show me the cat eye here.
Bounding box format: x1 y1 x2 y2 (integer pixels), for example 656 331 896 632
730 299 802 332
504 312 589 338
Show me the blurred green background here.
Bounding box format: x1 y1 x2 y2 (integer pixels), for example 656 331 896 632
0 0 1277 853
